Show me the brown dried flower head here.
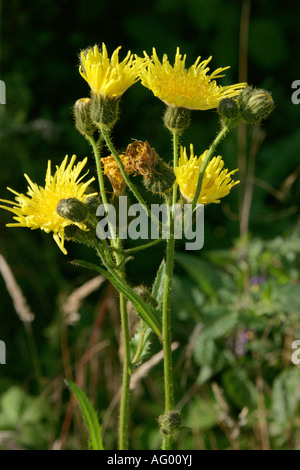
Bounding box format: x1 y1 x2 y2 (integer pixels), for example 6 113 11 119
101 154 133 196
126 140 159 181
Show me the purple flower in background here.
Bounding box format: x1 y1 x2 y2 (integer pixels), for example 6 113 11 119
250 275 267 293
250 275 266 286
235 329 254 357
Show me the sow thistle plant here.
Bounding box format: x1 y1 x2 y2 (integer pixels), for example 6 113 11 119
0 43 274 450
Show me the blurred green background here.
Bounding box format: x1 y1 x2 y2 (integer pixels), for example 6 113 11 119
0 0 300 450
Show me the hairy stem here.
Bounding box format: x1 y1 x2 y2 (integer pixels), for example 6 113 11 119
116 240 131 450
161 130 179 450
89 135 131 449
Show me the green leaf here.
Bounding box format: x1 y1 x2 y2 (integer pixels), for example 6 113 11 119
172 275 204 321
175 253 233 300
194 339 234 385
274 283 300 314
130 321 152 365
65 379 104 450
197 310 238 342
222 369 257 410
72 259 162 336
270 369 300 437
151 260 166 307
176 253 218 299
0 386 25 428
185 398 219 431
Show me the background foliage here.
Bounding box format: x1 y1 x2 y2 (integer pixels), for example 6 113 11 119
0 0 299 450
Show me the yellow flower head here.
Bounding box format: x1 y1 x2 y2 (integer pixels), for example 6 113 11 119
79 43 145 99
0 156 97 254
140 48 246 110
175 145 239 204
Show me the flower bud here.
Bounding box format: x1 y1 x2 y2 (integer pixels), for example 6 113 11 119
74 98 96 138
143 158 175 195
164 106 191 134
158 410 182 435
56 198 89 223
133 285 158 308
238 86 275 124
90 94 120 131
218 97 240 127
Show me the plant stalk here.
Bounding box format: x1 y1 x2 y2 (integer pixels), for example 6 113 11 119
161 130 179 450
90 135 131 449
116 240 131 450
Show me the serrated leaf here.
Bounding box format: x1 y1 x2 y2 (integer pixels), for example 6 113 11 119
73 259 162 336
130 321 152 365
65 379 104 450
152 260 166 307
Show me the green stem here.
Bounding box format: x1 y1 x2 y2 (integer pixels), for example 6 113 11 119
125 238 164 254
115 240 131 450
118 290 130 449
161 130 179 450
88 134 117 243
87 136 108 207
89 134 131 449
172 130 179 202
191 125 231 211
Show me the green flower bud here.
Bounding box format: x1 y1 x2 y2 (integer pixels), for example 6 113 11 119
74 98 96 139
218 97 241 127
158 410 182 435
143 158 175 195
56 198 89 223
90 93 120 131
238 86 275 124
164 106 191 134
